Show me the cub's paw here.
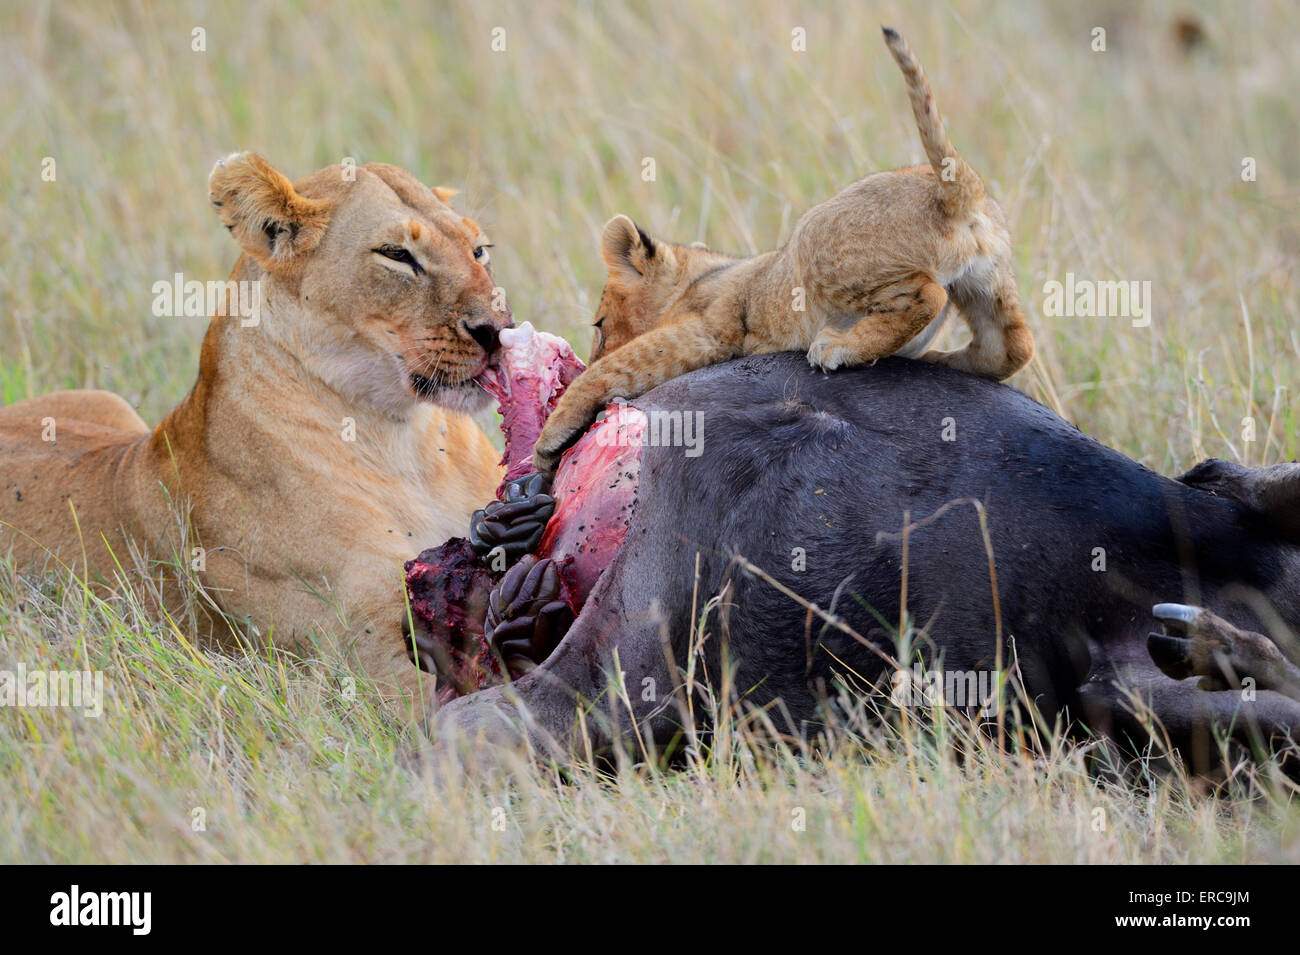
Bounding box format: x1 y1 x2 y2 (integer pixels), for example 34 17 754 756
807 331 853 372
533 416 586 476
532 446 562 478
469 472 555 563
485 556 574 679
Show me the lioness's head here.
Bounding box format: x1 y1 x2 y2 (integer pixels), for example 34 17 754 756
208 152 511 416
588 214 736 362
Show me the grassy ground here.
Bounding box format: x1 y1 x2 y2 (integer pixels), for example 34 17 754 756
1 0 1298 863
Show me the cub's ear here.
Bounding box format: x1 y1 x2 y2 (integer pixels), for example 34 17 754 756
208 152 331 270
1179 458 1300 539
601 214 656 285
432 186 458 204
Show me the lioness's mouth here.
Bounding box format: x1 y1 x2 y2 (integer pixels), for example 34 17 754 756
409 373 442 399
410 372 478 400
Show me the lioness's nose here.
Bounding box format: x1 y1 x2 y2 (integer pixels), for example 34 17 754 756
463 318 500 355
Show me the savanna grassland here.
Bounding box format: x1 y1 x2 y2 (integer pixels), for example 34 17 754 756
1 0 1298 863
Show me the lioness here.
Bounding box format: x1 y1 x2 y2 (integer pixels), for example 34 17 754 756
532 28 1033 473
0 153 508 717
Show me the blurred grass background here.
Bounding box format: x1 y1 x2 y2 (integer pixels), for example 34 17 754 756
1 0 1298 862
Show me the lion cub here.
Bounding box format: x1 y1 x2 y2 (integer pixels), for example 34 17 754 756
534 27 1032 474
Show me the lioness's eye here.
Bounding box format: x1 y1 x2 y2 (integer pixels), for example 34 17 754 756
374 246 422 275
594 316 605 328
473 244 493 261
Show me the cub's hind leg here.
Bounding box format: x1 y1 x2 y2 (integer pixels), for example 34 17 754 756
921 260 1033 381
806 274 947 372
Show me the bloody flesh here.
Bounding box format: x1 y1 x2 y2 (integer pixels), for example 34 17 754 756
402 537 503 700
536 402 644 610
474 323 586 495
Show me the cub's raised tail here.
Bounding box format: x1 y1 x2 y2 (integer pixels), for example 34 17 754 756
882 26 984 218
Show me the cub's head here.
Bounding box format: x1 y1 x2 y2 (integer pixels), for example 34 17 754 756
589 214 736 362
208 152 511 416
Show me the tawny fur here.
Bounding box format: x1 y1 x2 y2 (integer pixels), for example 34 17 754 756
534 27 1033 473
0 153 509 720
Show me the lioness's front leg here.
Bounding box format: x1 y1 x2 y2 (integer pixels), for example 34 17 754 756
360 617 443 722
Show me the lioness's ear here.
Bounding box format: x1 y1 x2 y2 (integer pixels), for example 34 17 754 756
433 186 458 204
601 214 656 285
1179 458 1300 539
208 152 331 270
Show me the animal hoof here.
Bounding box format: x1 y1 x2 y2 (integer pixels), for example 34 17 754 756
1147 603 1250 691
1148 603 1215 682
1146 632 1196 681
1152 603 1202 630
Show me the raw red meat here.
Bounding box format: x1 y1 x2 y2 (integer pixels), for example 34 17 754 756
537 401 644 611
402 538 503 701
474 322 586 495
